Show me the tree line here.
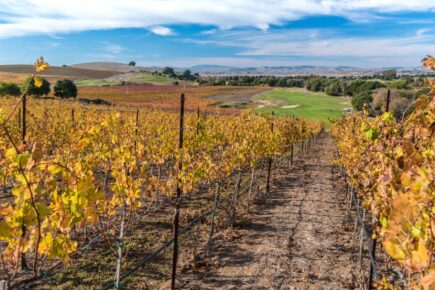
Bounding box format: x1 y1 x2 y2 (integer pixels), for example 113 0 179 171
0 77 77 98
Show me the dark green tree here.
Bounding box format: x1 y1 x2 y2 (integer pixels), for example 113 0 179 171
24 77 51 97
162 67 176 77
352 91 373 111
128 61 136 66
324 79 342 96
54 79 78 98
0 82 21 97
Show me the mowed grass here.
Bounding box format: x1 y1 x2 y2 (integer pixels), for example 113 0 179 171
254 88 352 123
124 74 174 84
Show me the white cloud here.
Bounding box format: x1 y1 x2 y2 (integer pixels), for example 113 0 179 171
0 0 434 38
176 28 435 67
148 25 173 36
101 42 124 53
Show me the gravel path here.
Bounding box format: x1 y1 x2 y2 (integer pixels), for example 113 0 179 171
177 133 362 290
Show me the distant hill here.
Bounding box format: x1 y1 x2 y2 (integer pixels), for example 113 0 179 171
187 65 427 76
71 62 149 73
0 65 120 80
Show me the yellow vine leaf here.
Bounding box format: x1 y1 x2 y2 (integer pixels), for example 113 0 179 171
383 238 406 260
34 77 43 88
410 238 430 272
34 57 48 72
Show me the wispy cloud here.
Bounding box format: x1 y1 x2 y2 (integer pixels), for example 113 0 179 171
0 0 434 38
101 42 125 54
148 25 174 36
176 27 435 67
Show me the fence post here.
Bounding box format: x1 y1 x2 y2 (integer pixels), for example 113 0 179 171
385 90 391 113
266 111 274 194
369 224 378 289
247 167 255 213
22 94 26 145
171 93 185 290
196 107 200 135
207 182 220 256
21 94 28 271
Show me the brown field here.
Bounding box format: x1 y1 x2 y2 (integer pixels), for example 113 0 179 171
0 65 121 81
0 71 29 83
77 84 270 113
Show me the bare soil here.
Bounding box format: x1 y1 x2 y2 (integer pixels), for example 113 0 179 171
177 133 363 290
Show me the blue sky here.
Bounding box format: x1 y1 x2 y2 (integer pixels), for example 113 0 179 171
0 0 434 68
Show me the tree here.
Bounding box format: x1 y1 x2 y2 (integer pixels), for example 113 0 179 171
305 77 325 92
128 61 136 66
182 69 193 81
345 80 384 96
382 69 397 80
54 79 78 98
325 79 343 96
0 83 21 97
352 91 373 111
24 77 51 97
163 67 176 77
387 79 409 90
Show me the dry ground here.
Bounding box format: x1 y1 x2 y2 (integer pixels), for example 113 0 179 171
177 133 362 290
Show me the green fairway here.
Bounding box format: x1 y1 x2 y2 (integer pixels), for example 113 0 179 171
254 88 352 123
123 74 174 84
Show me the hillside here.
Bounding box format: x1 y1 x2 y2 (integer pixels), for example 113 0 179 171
0 65 120 80
71 62 149 73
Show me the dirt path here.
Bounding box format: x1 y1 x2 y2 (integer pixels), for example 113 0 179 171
178 133 361 289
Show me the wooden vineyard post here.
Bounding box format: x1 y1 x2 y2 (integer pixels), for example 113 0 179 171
368 226 377 290
171 93 185 290
22 93 26 145
207 182 221 256
231 170 242 229
134 109 139 151
18 108 21 129
196 107 200 135
71 108 75 124
266 111 274 194
114 198 127 289
21 94 28 271
247 167 255 213
359 209 366 268
385 90 391 113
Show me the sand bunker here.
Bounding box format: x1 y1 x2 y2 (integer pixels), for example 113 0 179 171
281 105 300 109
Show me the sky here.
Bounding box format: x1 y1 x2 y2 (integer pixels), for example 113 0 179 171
0 0 434 68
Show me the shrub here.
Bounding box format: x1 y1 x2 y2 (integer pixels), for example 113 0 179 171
24 77 51 97
325 79 343 96
54 79 78 98
0 83 21 97
352 91 372 111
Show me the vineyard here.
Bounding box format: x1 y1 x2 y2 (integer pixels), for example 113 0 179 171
0 56 433 290
0 59 323 288
331 56 434 289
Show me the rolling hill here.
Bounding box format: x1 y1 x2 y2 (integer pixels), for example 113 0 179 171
0 65 121 80
71 62 150 73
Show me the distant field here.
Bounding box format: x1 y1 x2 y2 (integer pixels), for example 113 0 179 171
75 73 176 87
0 65 120 80
78 85 269 113
254 88 352 123
0 71 29 83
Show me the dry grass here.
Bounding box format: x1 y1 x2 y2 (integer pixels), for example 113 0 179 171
0 65 121 81
78 84 270 113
